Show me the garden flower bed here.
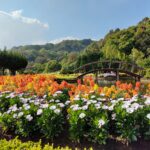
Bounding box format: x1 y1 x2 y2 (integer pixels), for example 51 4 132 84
0 74 150 147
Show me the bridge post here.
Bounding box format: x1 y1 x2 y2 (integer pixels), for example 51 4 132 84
95 71 98 84
81 77 84 84
116 70 119 81
135 76 141 82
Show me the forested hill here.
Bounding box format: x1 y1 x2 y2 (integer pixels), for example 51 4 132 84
10 39 93 63
74 17 150 77
99 17 150 59
9 17 150 77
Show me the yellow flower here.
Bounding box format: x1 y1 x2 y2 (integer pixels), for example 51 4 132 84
27 83 33 90
0 85 3 91
94 84 99 91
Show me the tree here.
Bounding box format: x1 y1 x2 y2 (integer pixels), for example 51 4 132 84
0 50 28 75
44 60 61 73
129 48 144 65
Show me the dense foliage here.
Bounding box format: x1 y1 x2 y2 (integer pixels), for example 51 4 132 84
9 18 149 77
10 39 93 73
76 17 150 76
0 75 150 145
0 50 28 75
0 138 86 150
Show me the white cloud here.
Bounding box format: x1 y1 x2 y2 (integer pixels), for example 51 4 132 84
0 10 49 28
49 36 80 44
0 10 49 48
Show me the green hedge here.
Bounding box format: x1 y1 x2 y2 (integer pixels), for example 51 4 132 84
0 138 93 150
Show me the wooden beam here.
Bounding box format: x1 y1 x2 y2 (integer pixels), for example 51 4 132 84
116 70 119 81
95 71 98 84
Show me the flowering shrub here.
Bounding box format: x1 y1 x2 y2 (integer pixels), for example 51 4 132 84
68 95 109 144
0 74 150 144
0 91 67 139
67 93 150 144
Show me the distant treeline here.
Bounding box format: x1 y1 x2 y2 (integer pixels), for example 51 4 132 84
9 17 150 78
0 50 28 75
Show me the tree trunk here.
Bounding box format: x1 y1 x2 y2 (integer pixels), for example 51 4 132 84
2 68 5 75
11 70 16 75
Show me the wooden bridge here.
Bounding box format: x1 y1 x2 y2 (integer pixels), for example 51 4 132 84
74 60 144 82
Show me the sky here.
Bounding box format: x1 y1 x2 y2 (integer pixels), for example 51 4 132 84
0 0 149 48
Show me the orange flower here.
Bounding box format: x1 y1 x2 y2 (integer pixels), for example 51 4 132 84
136 82 141 88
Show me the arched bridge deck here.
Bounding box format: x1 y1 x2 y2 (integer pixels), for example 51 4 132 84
74 61 144 82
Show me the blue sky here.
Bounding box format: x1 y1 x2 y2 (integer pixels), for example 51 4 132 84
0 0 149 48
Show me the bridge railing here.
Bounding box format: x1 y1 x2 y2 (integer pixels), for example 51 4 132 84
74 61 144 76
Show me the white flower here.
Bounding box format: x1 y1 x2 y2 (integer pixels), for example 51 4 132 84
131 95 138 102
72 106 80 111
100 93 105 96
95 103 101 109
131 103 140 111
43 95 47 99
24 105 30 110
6 95 10 98
9 93 15 98
87 101 92 105
41 104 49 109
70 104 81 111
79 113 86 119
21 98 28 104
126 107 134 114
34 101 40 105
146 113 150 119
71 104 80 111
23 103 28 107
50 105 56 110
55 100 60 103
37 109 43 115
53 93 57 97
40 98 45 102
18 93 23 97
29 100 34 103
111 100 117 104
82 105 88 110
49 99 54 103
6 110 11 114
19 107 22 110
18 112 24 117
82 98 88 102
74 97 80 101
91 95 96 99
32 95 37 98
13 114 17 119
102 105 108 110
108 105 114 111
65 101 70 105
75 95 80 98
2 91 10 94
26 115 33 121
57 103 65 108
55 91 63 94
97 98 106 101
122 101 131 109
90 100 97 104
54 109 61 114
145 98 150 105
118 98 124 101
11 105 18 112
98 119 105 128
70 104 79 108
112 113 116 120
